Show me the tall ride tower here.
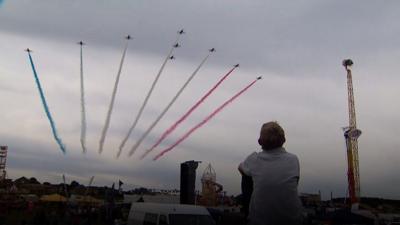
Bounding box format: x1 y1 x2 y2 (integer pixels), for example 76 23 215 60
342 59 362 210
200 164 223 206
0 146 8 181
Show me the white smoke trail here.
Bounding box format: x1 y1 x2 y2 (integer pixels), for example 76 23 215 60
79 42 87 153
98 38 130 154
62 174 69 197
84 175 95 196
128 52 213 157
88 175 95 187
117 32 183 158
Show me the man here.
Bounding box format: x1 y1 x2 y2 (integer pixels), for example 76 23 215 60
239 121 302 225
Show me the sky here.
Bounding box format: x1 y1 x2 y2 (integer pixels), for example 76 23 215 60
0 0 399 199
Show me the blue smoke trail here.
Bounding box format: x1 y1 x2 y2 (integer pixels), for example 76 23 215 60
28 52 66 154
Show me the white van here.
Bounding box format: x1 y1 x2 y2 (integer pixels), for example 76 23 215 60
127 203 216 225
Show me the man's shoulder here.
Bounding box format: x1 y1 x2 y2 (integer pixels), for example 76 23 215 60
239 151 259 176
284 151 298 159
282 151 300 167
244 151 259 162
244 149 298 162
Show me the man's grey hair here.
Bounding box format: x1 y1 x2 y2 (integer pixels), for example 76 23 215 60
259 121 286 150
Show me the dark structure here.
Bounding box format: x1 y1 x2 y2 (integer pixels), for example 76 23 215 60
0 146 8 181
241 175 253 219
180 160 200 204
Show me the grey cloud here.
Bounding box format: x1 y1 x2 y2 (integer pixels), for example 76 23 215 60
2 1 400 76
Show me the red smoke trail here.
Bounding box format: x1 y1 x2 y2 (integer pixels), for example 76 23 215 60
153 77 261 161
141 65 239 159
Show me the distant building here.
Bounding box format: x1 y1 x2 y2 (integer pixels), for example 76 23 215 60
300 193 321 207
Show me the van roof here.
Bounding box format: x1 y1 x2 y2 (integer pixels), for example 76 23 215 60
130 203 210 215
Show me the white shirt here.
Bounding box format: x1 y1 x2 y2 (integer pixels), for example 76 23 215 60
240 147 302 225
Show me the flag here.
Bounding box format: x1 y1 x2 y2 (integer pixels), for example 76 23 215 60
118 180 124 193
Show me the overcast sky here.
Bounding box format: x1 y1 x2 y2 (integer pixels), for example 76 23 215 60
1 0 399 199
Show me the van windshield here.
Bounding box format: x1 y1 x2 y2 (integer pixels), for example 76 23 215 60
169 214 216 225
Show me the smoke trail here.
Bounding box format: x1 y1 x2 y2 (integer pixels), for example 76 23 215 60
62 174 69 197
126 51 213 157
27 51 66 154
153 77 261 160
142 65 238 159
84 175 95 196
117 32 183 158
88 176 95 186
79 42 87 153
98 37 130 154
